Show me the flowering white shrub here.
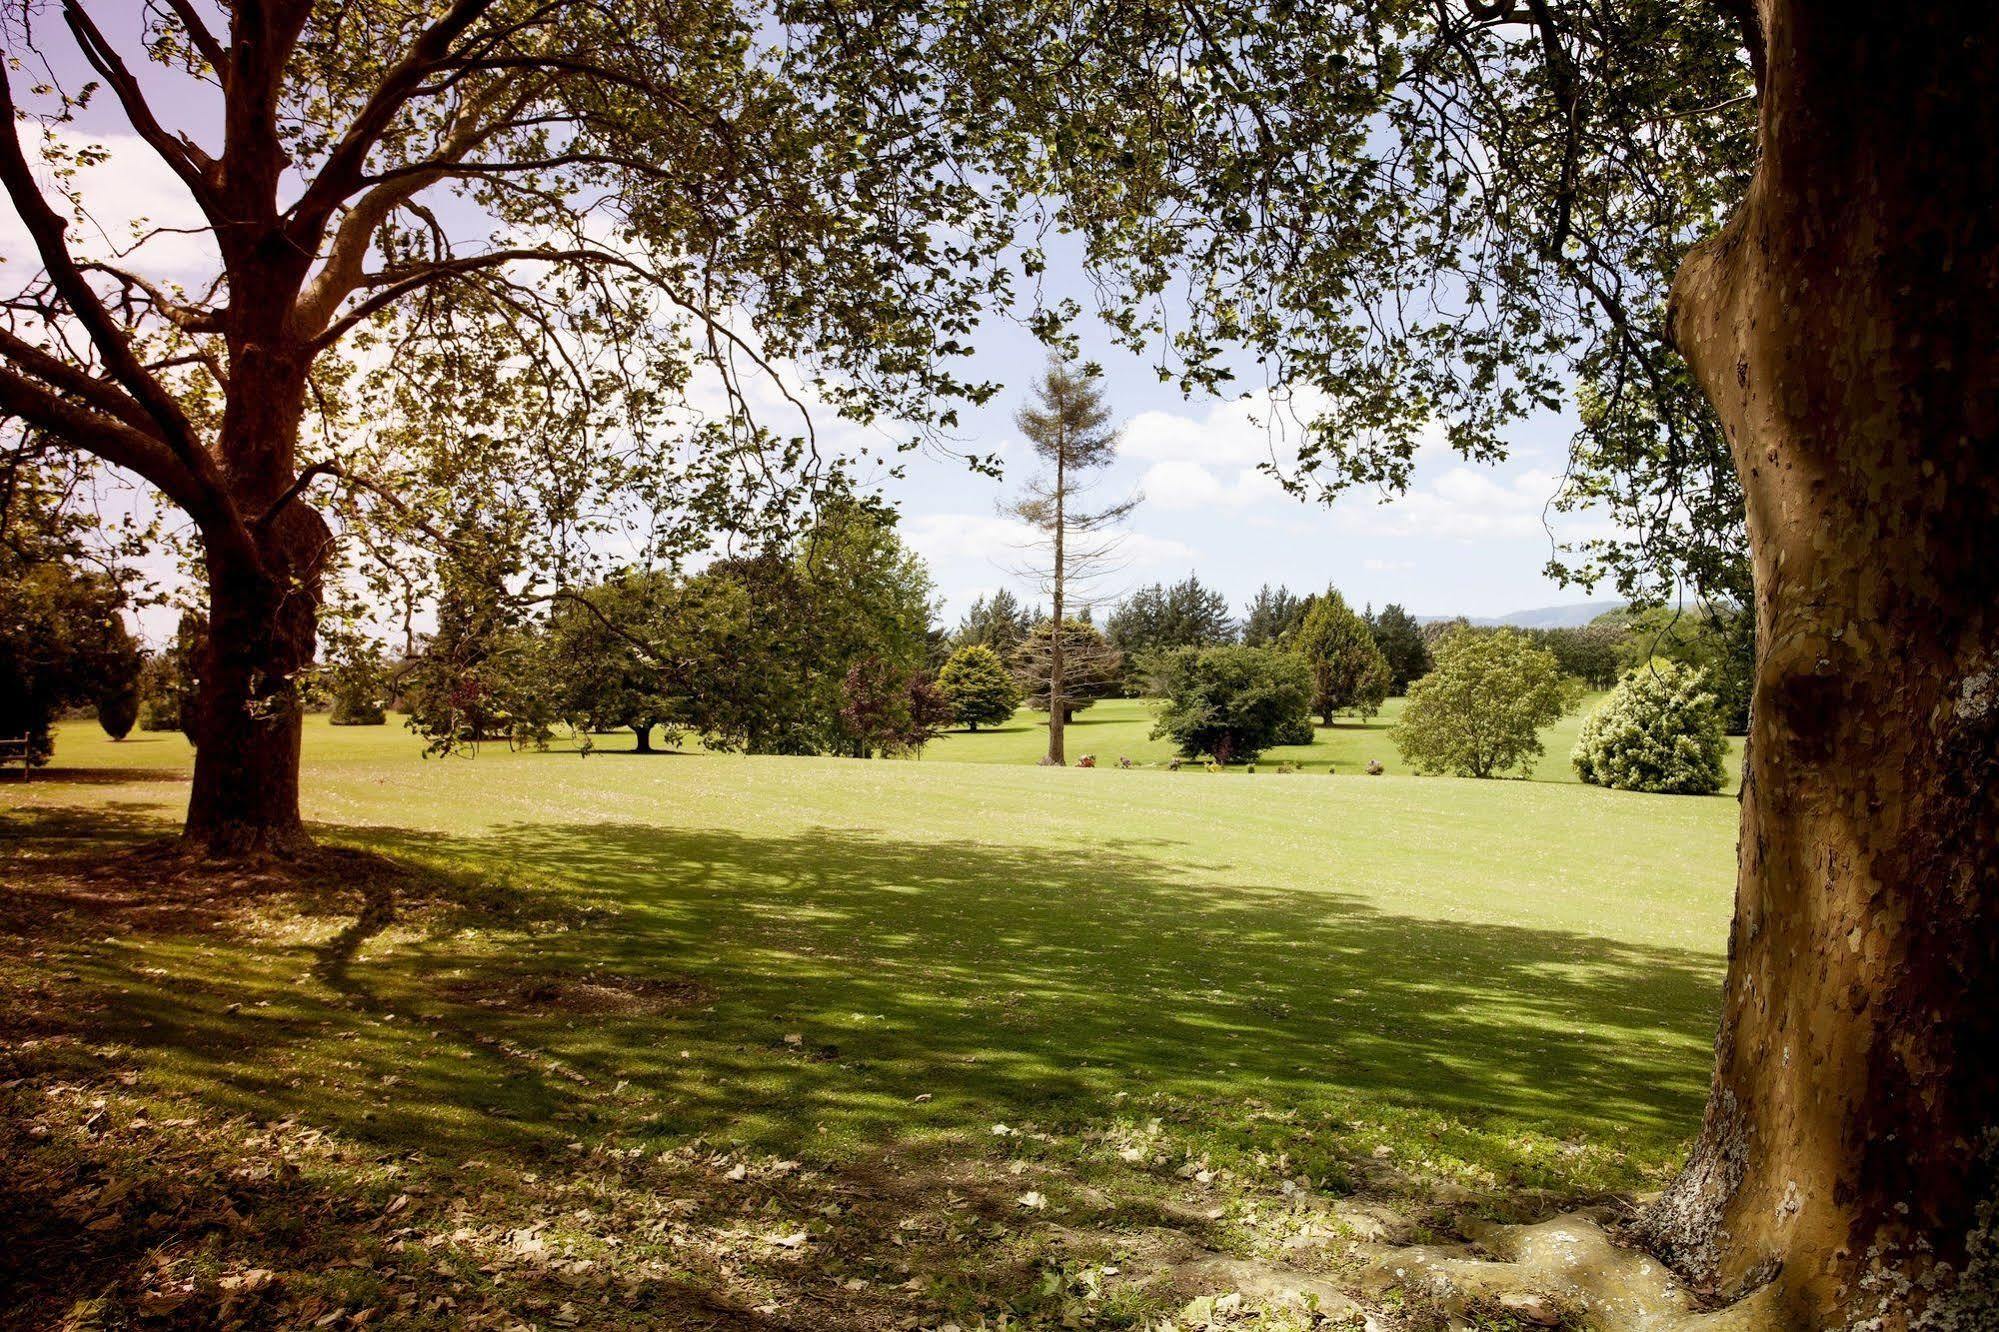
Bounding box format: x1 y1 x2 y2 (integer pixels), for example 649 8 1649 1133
1572 661 1728 795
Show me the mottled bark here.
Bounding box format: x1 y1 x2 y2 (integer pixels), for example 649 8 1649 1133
1643 3 1999 1325
182 364 324 857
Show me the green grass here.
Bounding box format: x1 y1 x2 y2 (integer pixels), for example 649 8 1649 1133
925 694 1745 788
3 715 1743 1328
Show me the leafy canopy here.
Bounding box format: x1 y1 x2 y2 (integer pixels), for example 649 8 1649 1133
1150 645 1314 765
1393 627 1581 779
1291 590 1392 722
937 643 1021 731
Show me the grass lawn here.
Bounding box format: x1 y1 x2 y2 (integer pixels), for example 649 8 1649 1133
1 717 1741 1329
923 695 1746 789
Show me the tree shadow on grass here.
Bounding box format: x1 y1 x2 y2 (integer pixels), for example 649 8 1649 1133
3 802 1728 1329
6 804 1725 1166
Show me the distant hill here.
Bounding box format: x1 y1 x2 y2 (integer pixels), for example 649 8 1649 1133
1419 601 1626 629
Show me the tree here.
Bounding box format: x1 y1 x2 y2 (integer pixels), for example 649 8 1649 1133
8 4 1994 1308
1524 624 1628 692
1012 619 1123 728
795 502 937 751
937 644 1020 731
1393 629 1581 780
1291 590 1393 723
955 591 1034 658
0 563 138 763
0 452 142 760
543 572 682 752
1240 584 1308 648
1364 604 1431 694
1606 604 1754 734
326 647 388 727
1149 645 1314 764
0 3 1093 853
97 671 139 740
1572 663 1728 795
1002 360 1137 764
138 618 201 739
837 656 951 758
1106 575 1235 692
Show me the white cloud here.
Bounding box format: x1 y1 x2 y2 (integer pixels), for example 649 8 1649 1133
1122 387 1327 467
2 127 218 279
1139 460 1283 512
1342 465 1608 543
1363 557 1414 572
902 512 1041 563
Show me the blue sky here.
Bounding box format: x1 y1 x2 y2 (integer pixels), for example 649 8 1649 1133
871 315 1618 626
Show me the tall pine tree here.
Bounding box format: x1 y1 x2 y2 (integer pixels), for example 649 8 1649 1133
1002 360 1136 764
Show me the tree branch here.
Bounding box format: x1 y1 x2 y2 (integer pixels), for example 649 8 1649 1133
0 326 162 437
285 0 502 243
62 1 220 217
0 363 216 529
160 0 228 83
0 65 210 472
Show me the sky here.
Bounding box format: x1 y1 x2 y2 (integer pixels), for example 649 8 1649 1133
1 16 1630 642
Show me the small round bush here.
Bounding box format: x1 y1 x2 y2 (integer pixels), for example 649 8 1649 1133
1572 661 1728 795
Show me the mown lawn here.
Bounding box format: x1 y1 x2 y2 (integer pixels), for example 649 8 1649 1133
923 695 1746 789
1 718 1741 1330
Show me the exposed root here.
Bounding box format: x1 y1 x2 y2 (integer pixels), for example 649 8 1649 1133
1352 1210 1786 1330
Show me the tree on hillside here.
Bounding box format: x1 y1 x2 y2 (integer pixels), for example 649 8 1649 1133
1291 590 1392 723
1393 628 1581 780
955 591 1034 658
1150 645 1313 764
1240 585 1309 648
1363 604 1430 694
1002 360 1136 764
1012 619 1123 729
936 643 1020 731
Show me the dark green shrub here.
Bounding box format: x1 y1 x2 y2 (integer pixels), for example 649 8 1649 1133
1150 645 1314 763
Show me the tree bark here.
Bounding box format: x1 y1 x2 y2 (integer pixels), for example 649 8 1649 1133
182 351 324 857
1642 4 1999 1325
182 499 328 856
633 722 653 752
1048 447 1067 766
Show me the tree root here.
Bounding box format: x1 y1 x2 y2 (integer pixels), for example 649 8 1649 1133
1351 1210 1785 1330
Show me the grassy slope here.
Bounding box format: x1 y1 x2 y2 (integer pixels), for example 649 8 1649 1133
923 695 1746 788
3 718 1742 1327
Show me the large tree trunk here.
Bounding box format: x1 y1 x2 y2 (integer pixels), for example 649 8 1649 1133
1642 4 1999 1325
183 355 324 857
183 500 328 856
